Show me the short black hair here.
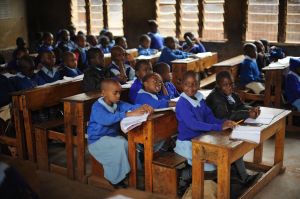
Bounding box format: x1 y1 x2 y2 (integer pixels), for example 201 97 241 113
182 70 199 84
135 60 151 72
153 62 170 75
115 36 125 45
19 55 34 69
183 32 193 40
99 35 109 44
100 78 120 91
62 51 75 62
42 32 52 40
216 71 233 84
87 47 103 63
139 34 150 43
164 37 175 45
142 72 159 83
243 43 256 55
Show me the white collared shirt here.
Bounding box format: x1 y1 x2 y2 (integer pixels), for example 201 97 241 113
98 97 117 113
180 91 204 108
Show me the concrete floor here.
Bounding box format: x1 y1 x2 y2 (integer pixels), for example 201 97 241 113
1 132 300 199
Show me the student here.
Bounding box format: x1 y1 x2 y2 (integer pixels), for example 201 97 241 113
253 40 266 71
73 34 88 71
103 31 115 49
182 32 206 54
115 36 128 50
86 35 99 48
147 20 164 50
174 71 236 171
0 75 14 108
239 43 265 94
158 37 190 68
10 55 45 91
38 32 54 53
135 73 176 108
60 52 82 77
37 51 62 83
138 34 158 56
32 32 44 52
7 47 29 73
285 58 300 111
99 36 111 54
87 79 153 188
56 29 77 52
82 48 112 92
109 46 135 83
153 62 179 99
269 46 285 63
129 60 153 103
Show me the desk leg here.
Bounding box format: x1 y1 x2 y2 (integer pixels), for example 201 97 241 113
217 149 230 199
274 119 285 167
65 102 74 180
128 134 137 188
76 104 86 182
253 143 263 164
192 144 205 199
144 137 153 192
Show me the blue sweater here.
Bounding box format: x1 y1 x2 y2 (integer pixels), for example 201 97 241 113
135 89 169 109
37 66 62 83
38 45 53 53
285 71 300 104
176 92 224 141
182 43 206 54
158 82 180 100
10 73 44 91
87 98 141 144
0 75 14 107
158 47 190 68
148 32 164 50
138 47 157 56
109 62 135 81
60 65 82 77
129 78 143 103
239 58 262 86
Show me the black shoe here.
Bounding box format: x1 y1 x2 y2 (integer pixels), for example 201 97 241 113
110 180 128 189
243 172 263 187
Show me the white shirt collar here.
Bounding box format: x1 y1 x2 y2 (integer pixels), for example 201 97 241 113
138 89 158 100
98 97 117 113
180 91 204 107
41 66 58 78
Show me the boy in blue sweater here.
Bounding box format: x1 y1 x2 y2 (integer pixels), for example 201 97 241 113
147 20 164 50
182 32 206 54
60 52 82 78
129 60 152 103
138 34 158 56
153 62 180 99
135 73 176 108
174 71 236 171
73 34 88 72
158 37 190 68
38 32 54 53
87 79 153 188
37 51 62 83
239 43 265 94
285 57 300 110
99 36 111 54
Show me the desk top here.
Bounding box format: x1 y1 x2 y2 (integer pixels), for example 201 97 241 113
213 55 244 67
171 52 217 64
192 107 291 149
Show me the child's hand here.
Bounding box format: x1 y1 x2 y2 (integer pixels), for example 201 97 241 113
249 110 257 119
126 108 147 117
168 101 176 107
222 120 237 130
140 104 154 114
250 107 260 118
161 85 169 96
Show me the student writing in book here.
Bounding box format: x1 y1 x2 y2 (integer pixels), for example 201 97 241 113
135 73 176 109
87 79 153 188
153 62 180 99
60 52 82 78
285 57 300 111
129 60 153 103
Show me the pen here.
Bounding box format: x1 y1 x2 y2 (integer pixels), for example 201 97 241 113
235 119 244 125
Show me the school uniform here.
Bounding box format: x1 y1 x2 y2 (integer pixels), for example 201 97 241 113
138 47 157 56
109 61 135 81
158 81 180 100
0 75 14 107
206 88 251 121
10 73 44 91
37 66 62 83
135 89 169 109
82 65 112 92
129 78 143 103
38 44 53 53
60 65 82 77
73 47 88 72
148 32 164 50
239 56 265 94
285 58 300 110
158 47 190 68
174 91 224 171
56 40 77 52
87 97 141 184
182 43 206 54
99 45 111 54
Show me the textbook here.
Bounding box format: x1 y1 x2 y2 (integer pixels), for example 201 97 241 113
154 107 175 112
231 126 262 144
120 113 149 133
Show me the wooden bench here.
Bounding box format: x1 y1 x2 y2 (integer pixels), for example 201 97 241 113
152 152 186 197
11 79 83 162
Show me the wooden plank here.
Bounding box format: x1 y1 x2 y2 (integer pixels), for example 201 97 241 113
0 136 17 146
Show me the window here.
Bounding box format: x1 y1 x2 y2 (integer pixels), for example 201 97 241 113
202 0 225 40
156 0 177 37
180 0 199 38
71 0 124 36
286 0 300 43
246 0 279 42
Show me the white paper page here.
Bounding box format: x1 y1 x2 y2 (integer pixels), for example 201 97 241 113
244 113 275 125
106 195 133 199
154 107 175 112
120 113 149 133
194 52 212 58
121 83 132 89
2 73 16 78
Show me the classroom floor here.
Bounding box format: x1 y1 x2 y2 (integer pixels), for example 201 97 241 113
1 131 300 199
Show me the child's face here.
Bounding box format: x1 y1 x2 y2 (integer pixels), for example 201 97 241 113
113 48 126 62
93 52 104 67
102 82 122 105
119 38 128 49
218 77 234 96
62 31 70 42
141 38 151 49
100 38 109 47
42 52 56 68
248 47 257 59
136 64 152 80
256 43 264 53
161 66 171 82
144 74 163 93
77 37 86 48
182 76 199 97
20 62 34 77
65 54 77 69
45 35 54 46
166 38 176 49
88 36 98 46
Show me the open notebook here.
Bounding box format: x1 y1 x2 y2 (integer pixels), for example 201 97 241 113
231 126 262 144
244 113 275 125
120 113 149 133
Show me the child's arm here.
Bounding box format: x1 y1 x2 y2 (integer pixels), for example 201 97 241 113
136 94 169 109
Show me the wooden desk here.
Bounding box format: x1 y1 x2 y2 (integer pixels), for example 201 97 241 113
11 80 83 161
128 111 178 192
191 107 290 199
213 55 244 81
172 52 218 91
61 88 129 182
135 52 161 66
